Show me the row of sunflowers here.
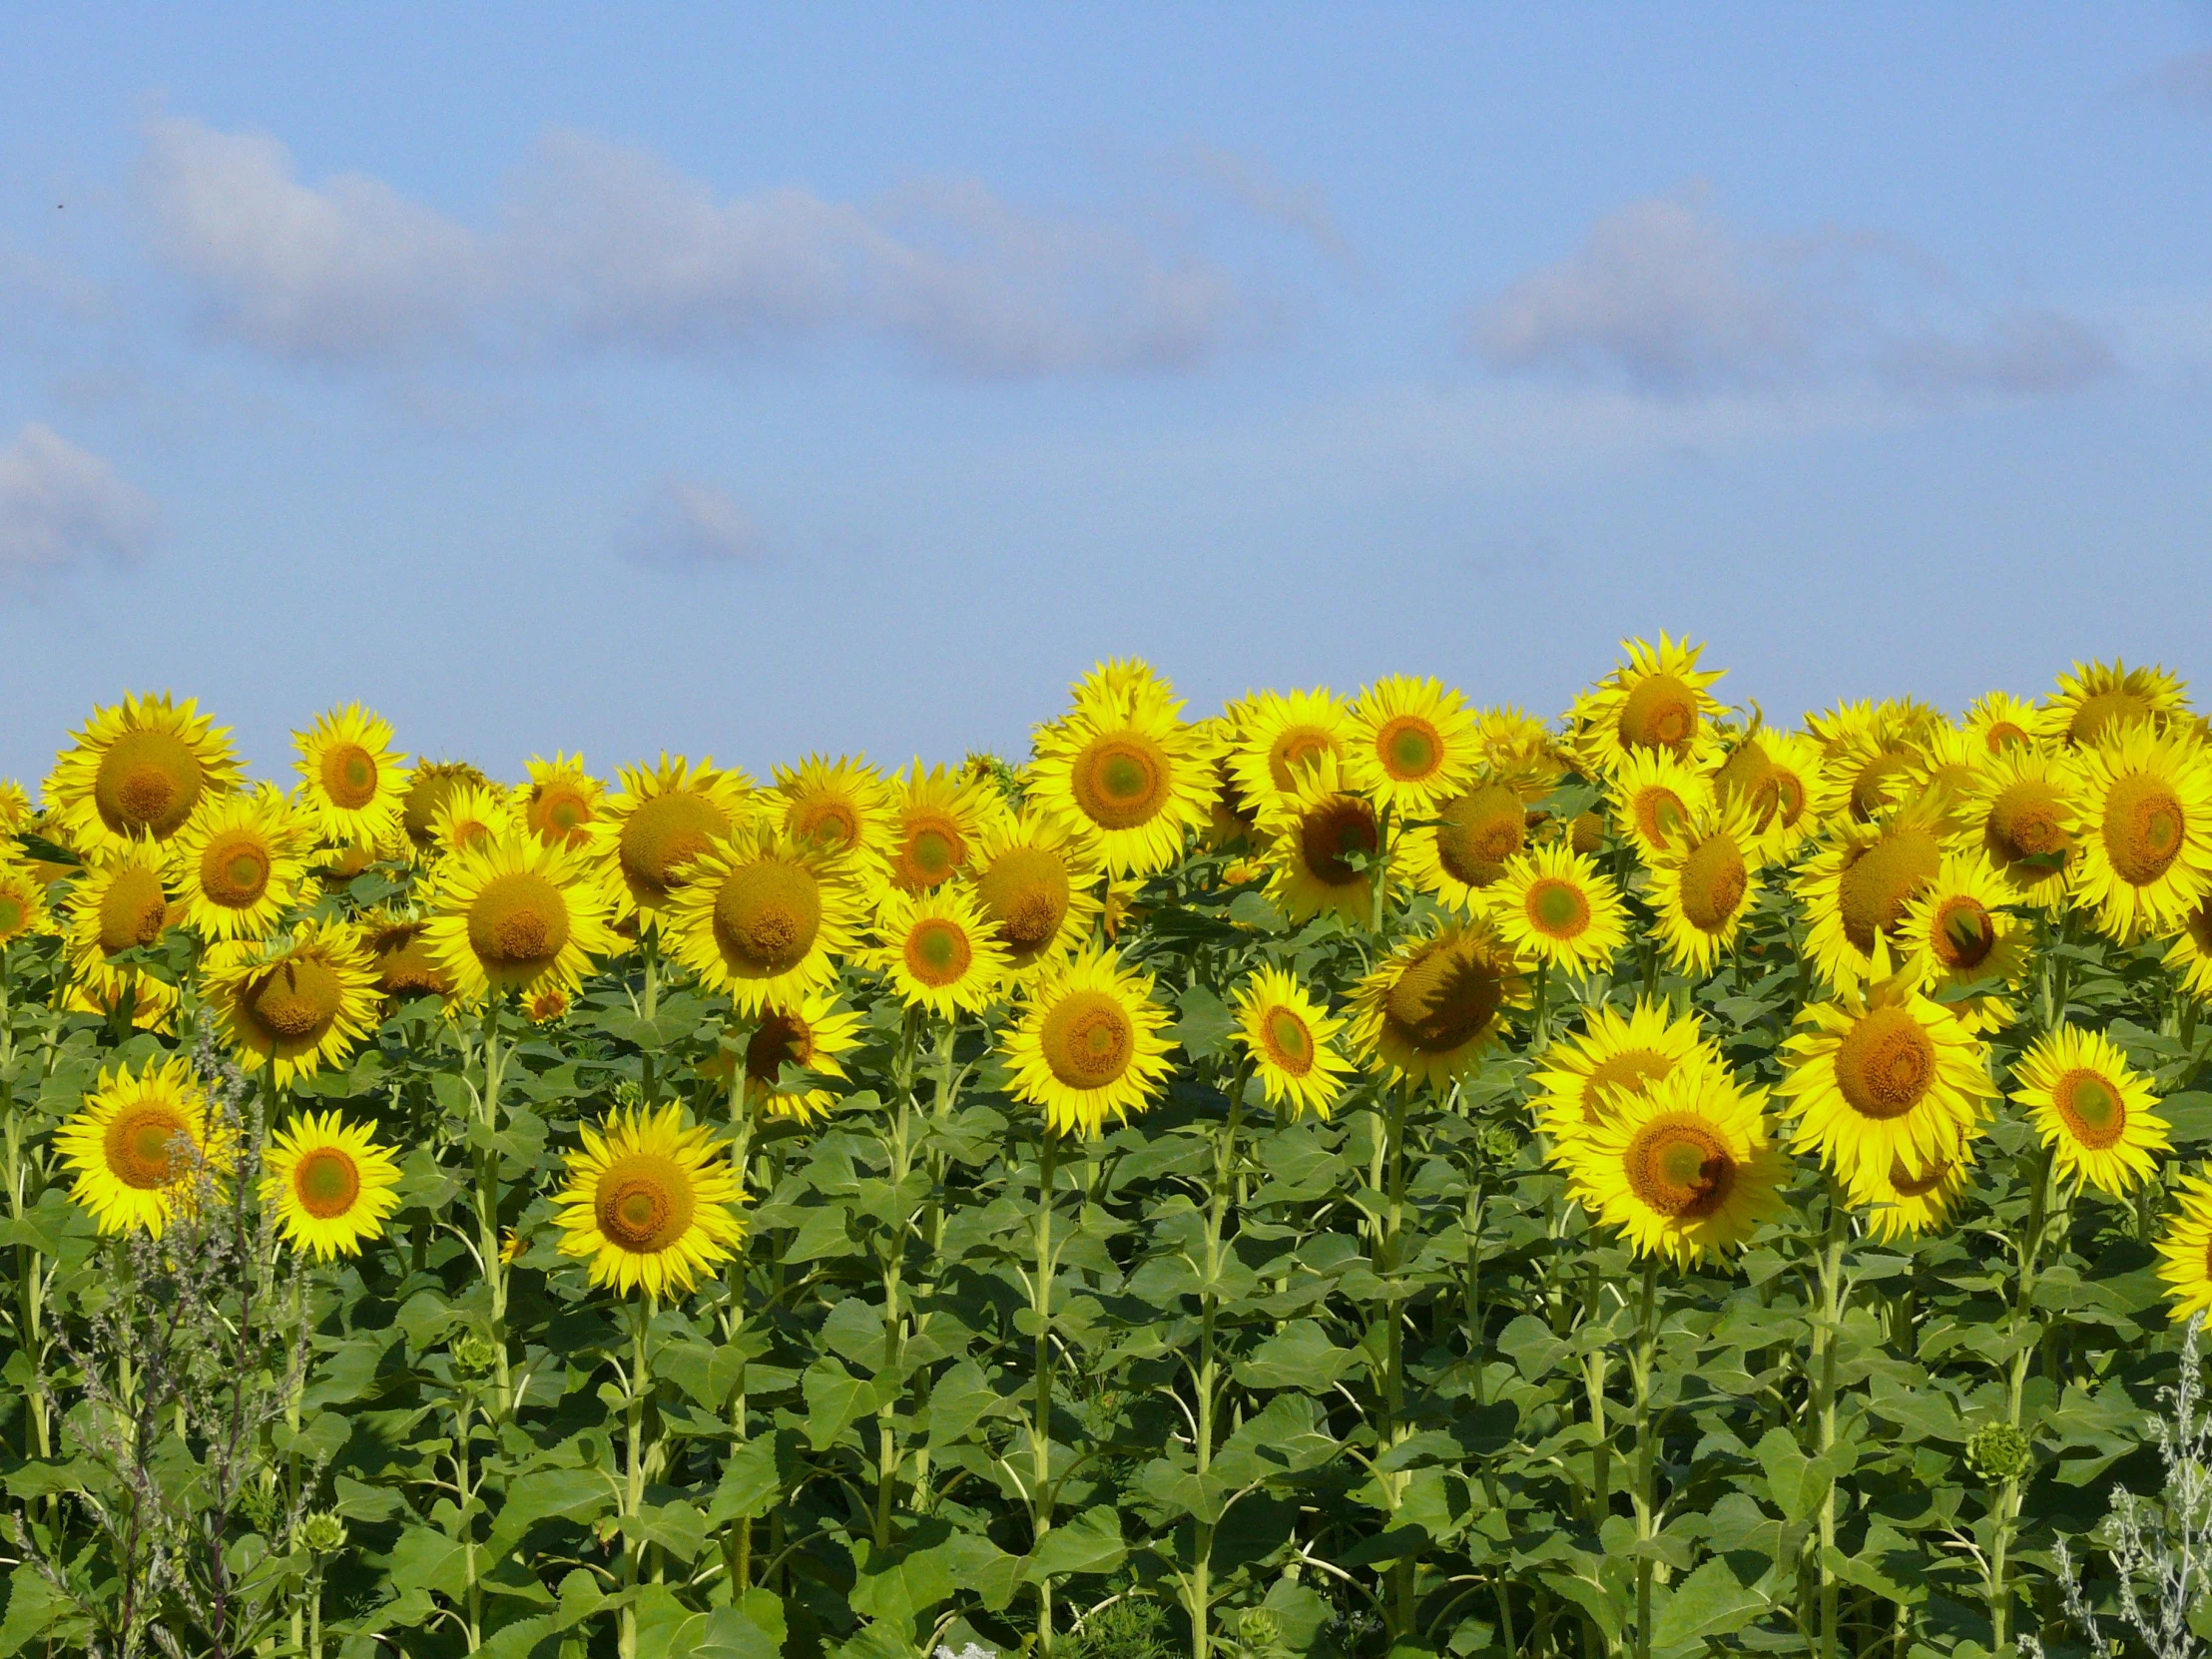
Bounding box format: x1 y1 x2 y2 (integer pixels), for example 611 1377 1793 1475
1 643 2208 1659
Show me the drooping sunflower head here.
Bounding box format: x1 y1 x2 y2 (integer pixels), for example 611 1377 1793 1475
1345 676 1477 813
206 919 382 1086
1851 1140 1980 1243
2040 659 2189 748
999 946 1176 1138
1648 798 1763 974
1490 841 1629 977
1349 922 1528 1086
515 753 604 849
1230 964 1355 1121
1399 780 1530 915
879 762 1009 895
554 1102 748 1299
424 832 620 1003
772 755 893 864
55 1055 230 1238
1608 747 1714 863
1566 634 1726 775
1963 691 2041 756
1255 755 1392 927
591 754 755 921
1794 793 1954 993
1962 744 2080 901
865 886 1011 1017
2011 1025 2170 1198
171 786 310 942
2154 1175 2212 1325
1530 996 1714 1146
399 760 491 853
1228 688 1352 814
1895 853 2028 1004
2070 725 2212 941
739 990 864 1124
1028 693 1221 878
358 905 456 1003
0 859 55 947
966 809 1104 975
45 692 243 852
293 705 406 844
663 823 861 1013
261 1111 403 1260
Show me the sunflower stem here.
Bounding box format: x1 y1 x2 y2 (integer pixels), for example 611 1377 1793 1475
474 995 514 1417
1186 1063 1249 1659
1628 1259 1661 1659
1990 1141 2056 1652
1031 1126 1061 1654
1809 1185 1850 1659
1381 1078 1416 1644
619 1294 656 1659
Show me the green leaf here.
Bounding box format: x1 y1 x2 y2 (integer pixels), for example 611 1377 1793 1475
1172 984 1237 1061
801 1357 874 1450
706 1433 785 1528
485 1466 617 1560
1652 1556 1767 1651
1025 1504 1126 1582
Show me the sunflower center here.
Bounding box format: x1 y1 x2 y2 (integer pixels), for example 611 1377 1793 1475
595 1152 697 1254
1850 751 1917 823
1072 734 1172 830
1259 1005 1315 1077
95 730 204 838
713 860 821 974
978 846 1071 954
1619 675 1697 752
1377 716 1443 784
371 924 450 998
1632 788 1690 853
468 871 573 969
2103 772 2187 886
97 866 170 953
746 1009 816 1084
105 1104 190 1189
293 1147 361 1219
1039 989 1136 1089
320 744 380 811
248 957 344 1043
1678 835 1747 930
793 797 859 850
1837 827 1941 953
1933 896 1996 971
1268 726 1338 790
1623 1115 1735 1219
904 918 973 988
1887 1154 1950 1199
2071 692 2151 745
898 814 964 887
1581 1048 1674 1122
619 793 731 899
1834 1005 1936 1121
403 769 479 845
1983 722 2031 752
2052 1069 2126 1150
201 830 273 909
1382 938 1504 1055
1432 784 1525 887
1987 781 2066 862
1300 797 1379 886
1526 877 1590 939
533 786 594 842
0 895 23 937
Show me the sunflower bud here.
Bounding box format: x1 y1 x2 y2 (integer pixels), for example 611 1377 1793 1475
1964 1422 2031 1484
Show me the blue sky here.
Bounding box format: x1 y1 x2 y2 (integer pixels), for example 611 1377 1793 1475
2 4 2209 788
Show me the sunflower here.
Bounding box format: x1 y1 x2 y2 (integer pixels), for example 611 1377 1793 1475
399 760 491 852
967 810 1104 975
1850 1140 1980 1243
1490 843 1628 977
526 986 570 1025
1255 756 1394 927
1229 966 1354 1121
205 920 382 1086
261 1112 402 1260
1228 689 1353 813
1347 922 1527 1086
2010 1025 2170 1198
554 1102 748 1298
2040 659 2189 747
1811 708 1927 827
999 946 1176 1137
170 787 309 941
424 833 620 1003
1776 978 1995 1190
879 763 1008 895
44 693 242 853
865 887 1010 1017
358 906 456 1002
55 1056 228 1237
1894 854 2029 1018
1529 997 1713 1145
2070 725 2212 939
0 860 54 946
592 755 755 923
1964 692 2041 755
1475 706 1566 796
514 753 604 849
0 779 30 832
1065 657 1177 719
63 839 180 988
1903 722 1987 810
1396 780 1529 915
2154 1176 2212 1324
771 756 894 865
1608 748 1714 862
1567 635 1726 775
1027 692 1221 878
1344 676 1477 815
1794 794 1952 993
1648 799 1763 973
1737 729 1823 861
64 969 180 1033
664 825 861 1013
1959 745 2080 902
430 781 519 859
1565 1063 1787 1266
293 705 407 846
739 990 865 1124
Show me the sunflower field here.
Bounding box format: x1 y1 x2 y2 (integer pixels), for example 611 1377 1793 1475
5 646 2212 1659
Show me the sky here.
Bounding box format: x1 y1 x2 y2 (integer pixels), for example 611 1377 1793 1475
2 4 2210 789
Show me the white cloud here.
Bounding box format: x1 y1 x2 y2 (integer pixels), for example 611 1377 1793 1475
1167 140 1356 272
140 118 1255 377
2138 50 2212 114
618 476 764 568
1467 184 2116 402
0 424 158 580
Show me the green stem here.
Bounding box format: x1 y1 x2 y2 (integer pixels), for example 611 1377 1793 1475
1381 1081 1415 1643
473 996 514 1416
619 1296 656 1659
1991 1143 2055 1652
1629 1261 1661 1659
1187 1068 1249 1659
1811 1188 1849 1659
1032 1127 1061 1654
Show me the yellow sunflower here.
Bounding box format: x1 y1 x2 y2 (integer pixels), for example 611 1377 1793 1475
738 990 864 1124
2154 1175 2212 1324
2070 725 2212 939
1959 745 2080 902
358 906 456 1003
1903 721 1987 810
1811 707 1927 827
0 779 30 832
1027 691 1221 878
1776 978 1995 1190
879 762 1008 895
293 705 407 846
261 1112 402 1260
1567 634 1727 775
0 860 55 946
2010 1025 2170 1198
1396 780 1530 916
205 920 382 1086
1963 692 2041 755
999 946 1176 1137
966 810 1104 975
1474 706 1566 796
1490 842 1628 977
1648 799 1763 973
399 760 492 853
44 693 242 853
1344 676 1477 815
2163 897 2212 1003
1229 966 1354 1121
1565 1063 1788 1266
1347 922 1527 1086
1529 997 1713 1145
63 839 180 986
55 1056 228 1237
663 826 861 1013
1608 747 1714 863
554 1102 748 1298
1850 1139 1981 1243
170 787 309 941
1894 854 2029 1020
592 755 755 923
424 833 620 1003
526 986 570 1025
2039 659 2189 747
1794 794 1952 993
1228 689 1353 813
514 753 604 849
771 755 894 865
64 969 180 1033
429 781 519 860
865 887 1010 1016
1256 756 1394 927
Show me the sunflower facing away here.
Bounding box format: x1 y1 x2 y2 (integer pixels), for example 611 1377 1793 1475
515 753 603 848
966 809 1104 975
1608 748 1713 863
1348 922 1527 1086
554 1102 749 1298
999 946 1176 1137
664 825 861 1013
2154 1175 2212 1324
171 787 310 941
865 886 1010 1017
206 920 382 1086
1565 1062 1788 1266
1529 997 1713 1145
56 1056 228 1237
1027 689 1221 878
293 705 407 846
1490 842 1629 977
1396 780 1529 915
262 1112 402 1259
1794 794 1951 993
1960 744 2080 902
772 755 893 865
45 693 243 853
1228 689 1353 813
2039 659 2189 748
1230 965 1354 1121
425 833 621 1003
740 990 865 1124
1345 676 1477 815
1647 799 1763 974
1257 756 1394 927
879 763 1008 894
2069 725 2212 940
591 755 754 923
1567 635 1726 775
2011 1025 2170 1198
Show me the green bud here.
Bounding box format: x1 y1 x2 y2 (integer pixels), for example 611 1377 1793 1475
451 1334 501 1378
299 1511 347 1556
1964 1421 2032 1484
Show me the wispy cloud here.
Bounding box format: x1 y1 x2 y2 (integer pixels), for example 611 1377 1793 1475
1165 140 1357 273
0 424 158 582
139 117 1260 378
618 475 764 569
1466 184 2116 402
2136 50 2212 114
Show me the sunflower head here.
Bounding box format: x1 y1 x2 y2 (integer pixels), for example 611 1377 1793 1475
2011 1025 2170 1198
593 755 755 920
1400 780 1529 913
881 763 1007 894
425 832 620 1003
0 859 55 946
172 786 309 942
1256 755 1391 926
772 755 892 862
45 693 243 852
738 991 864 1123
2155 1175 2212 1324
1648 799 1763 974
1963 691 2041 755
1491 841 1629 976
1565 1062 1786 1266
1349 922 1527 1086
1228 689 1352 812
968 810 1104 974
207 920 383 1086
55 1056 230 1238
1028 690 1221 878
261 1111 403 1260
401 761 491 851
1000 946 1176 1138
2040 659 2188 747
1609 748 1714 862
516 753 603 848
294 705 407 842
1346 676 1476 812
554 1102 749 1299
2070 726 2212 940
1532 997 1714 1146
1566 635 1726 775
1230 965 1354 1121
663 824 861 1013
865 886 1010 1016
359 907 456 1002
